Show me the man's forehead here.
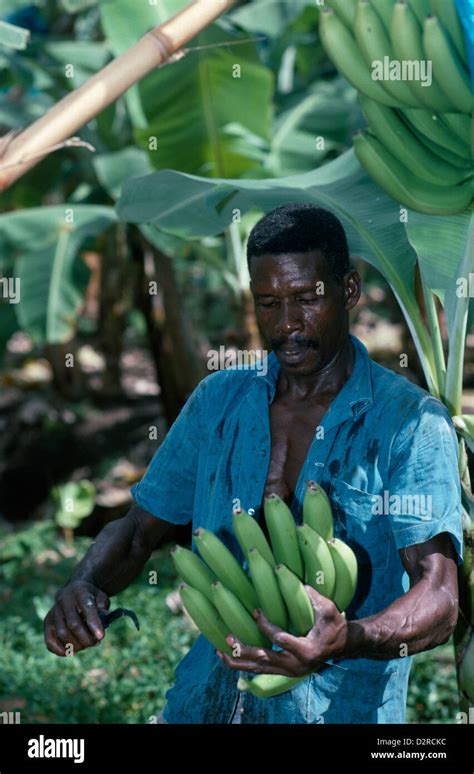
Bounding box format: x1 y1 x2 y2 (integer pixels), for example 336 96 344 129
250 249 330 284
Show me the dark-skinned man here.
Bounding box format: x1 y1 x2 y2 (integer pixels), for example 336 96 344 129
44 204 463 724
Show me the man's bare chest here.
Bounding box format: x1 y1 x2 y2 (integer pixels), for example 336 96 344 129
263 399 327 505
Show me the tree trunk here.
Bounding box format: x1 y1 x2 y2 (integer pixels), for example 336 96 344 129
98 225 128 398
132 231 205 426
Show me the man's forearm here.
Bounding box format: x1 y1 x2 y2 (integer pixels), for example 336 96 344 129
340 575 458 661
66 513 152 596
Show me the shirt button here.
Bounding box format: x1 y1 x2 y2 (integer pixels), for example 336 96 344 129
260 450 267 456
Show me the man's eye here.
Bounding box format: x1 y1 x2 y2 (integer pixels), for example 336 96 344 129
297 296 318 304
258 301 277 308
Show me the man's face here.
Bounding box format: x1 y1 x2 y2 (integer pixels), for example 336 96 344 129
249 249 360 375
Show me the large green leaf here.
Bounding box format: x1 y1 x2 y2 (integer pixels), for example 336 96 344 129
0 206 117 343
117 149 437 392
404 209 474 412
135 24 274 177
404 209 474 339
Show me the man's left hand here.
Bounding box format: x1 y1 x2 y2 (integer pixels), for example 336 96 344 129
216 586 348 677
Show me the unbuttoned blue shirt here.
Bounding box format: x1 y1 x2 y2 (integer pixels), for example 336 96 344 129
131 334 463 724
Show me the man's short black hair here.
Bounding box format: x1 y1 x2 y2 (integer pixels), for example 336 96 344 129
247 203 350 282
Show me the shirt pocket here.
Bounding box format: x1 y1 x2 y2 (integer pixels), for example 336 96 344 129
329 478 391 571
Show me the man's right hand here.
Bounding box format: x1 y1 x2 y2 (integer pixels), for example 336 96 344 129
44 581 110 657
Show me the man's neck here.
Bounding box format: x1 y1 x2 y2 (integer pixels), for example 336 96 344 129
275 337 355 402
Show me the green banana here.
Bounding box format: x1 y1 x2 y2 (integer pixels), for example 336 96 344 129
274 564 314 636
406 0 430 26
179 583 233 656
303 480 334 540
211 580 270 648
407 123 473 168
389 1 453 112
232 508 276 568
353 130 473 214
423 15 473 114
359 95 472 185
428 0 468 66
440 112 471 149
247 547 288 630
297 523 336 599
238 674 307 698
324 0 358 27
171 545 216 602
401 107 471 158
369 0 397 32
319 8 404 108
355 0 419 107
326 538 358 613
194 528 259 614
264 494 304 579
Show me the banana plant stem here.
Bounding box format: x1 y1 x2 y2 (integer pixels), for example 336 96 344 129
421 276 446 398
444 217 474 416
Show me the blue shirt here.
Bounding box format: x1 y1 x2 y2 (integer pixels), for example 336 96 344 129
131 334 463 724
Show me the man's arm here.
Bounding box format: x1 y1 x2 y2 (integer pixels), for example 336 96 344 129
341 531 458 659
216 532 459 676
44 504 172 657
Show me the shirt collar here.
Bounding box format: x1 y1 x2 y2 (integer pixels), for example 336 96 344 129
252 334 374 429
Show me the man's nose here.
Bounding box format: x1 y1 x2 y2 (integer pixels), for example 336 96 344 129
274 300 303 335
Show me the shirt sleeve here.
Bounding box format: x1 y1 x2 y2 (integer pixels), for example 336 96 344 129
387 395 464 566
130 376 208 525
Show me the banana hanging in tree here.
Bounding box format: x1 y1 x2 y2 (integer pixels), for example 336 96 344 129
324 0 358 28
353 131 473 214
319 8 404 107
274 564 315 636
428 0 468 65
369 0 397 32
355 0 419 107
303 480 334 540
264 493 304 579
389 1 453 112
358 95 473 185
406 0 431 26
423 15 473 114
400 107 471 158
194 528 258 614
327 538 359 613
440 112 471 147
247 547 288 630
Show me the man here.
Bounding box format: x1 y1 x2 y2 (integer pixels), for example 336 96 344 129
44 204 463 724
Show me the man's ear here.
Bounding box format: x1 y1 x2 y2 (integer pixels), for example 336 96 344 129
344 264 362 311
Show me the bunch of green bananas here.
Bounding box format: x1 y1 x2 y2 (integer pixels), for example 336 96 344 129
320 0 474 214
171 480 358 699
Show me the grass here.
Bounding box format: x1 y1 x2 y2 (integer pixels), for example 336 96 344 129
0 520 460 724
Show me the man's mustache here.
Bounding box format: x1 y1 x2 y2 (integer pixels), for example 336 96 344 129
272 337 319 351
